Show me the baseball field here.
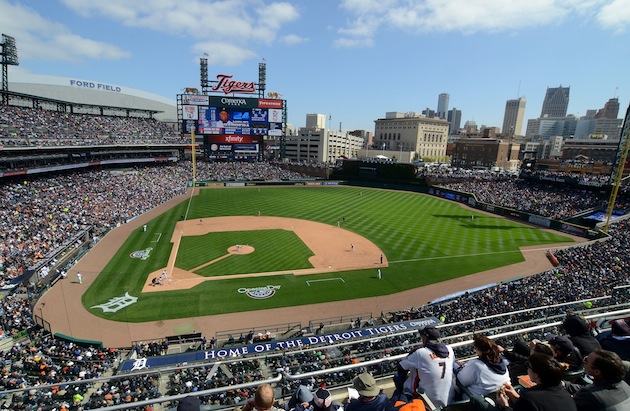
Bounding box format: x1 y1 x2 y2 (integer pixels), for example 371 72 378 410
80 185 574 323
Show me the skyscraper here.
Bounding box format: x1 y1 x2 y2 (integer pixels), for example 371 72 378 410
447 108 462 135
540 86 570 117
437 93 449 119
595 98 620 119
502 97 526 136
305 113 326 129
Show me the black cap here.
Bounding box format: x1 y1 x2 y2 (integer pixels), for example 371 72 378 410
420 326 440 341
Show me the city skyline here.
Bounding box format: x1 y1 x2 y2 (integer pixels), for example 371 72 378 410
1 0 629 132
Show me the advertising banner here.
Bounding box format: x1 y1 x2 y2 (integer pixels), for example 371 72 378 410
120 317 440 371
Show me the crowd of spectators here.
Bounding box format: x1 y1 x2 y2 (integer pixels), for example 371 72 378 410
0 162 308 284
1 162 630 409
436 177 630 219
0 105 185 146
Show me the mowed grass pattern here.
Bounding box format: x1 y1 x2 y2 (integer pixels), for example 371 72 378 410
82 186 574 322
177 230 314 276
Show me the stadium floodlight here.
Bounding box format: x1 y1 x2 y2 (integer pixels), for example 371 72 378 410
1 33 19 98
1 34 19 66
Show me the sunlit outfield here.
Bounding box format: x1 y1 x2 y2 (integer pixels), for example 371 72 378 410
82 186 574 322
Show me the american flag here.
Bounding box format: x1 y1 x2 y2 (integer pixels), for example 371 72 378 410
203 53 209 57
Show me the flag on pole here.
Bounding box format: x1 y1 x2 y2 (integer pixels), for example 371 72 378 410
203 53 209 57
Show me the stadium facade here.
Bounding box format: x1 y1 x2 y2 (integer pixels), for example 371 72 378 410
8 72 177 122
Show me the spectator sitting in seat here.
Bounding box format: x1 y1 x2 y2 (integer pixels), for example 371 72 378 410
546 335 582 372
562 313 601 357
285 385 313 411
498 339 531 386
456 334 510 398
395 326 455 407
597 317 630 361
496 353 577 411
564 349 630 411
243 384 280 411
345 373 393 411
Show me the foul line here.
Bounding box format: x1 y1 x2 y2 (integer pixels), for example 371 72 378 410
151 233 162 243
306 277 345 286
183 185 196 221
388 248 547 264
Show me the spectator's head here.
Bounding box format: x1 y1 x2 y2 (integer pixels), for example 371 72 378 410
292 385 313 407
473 334 501 363
610 317 630 337
512 340 530 357
353 372 380 398
177 395 200 411
546 335 576 358
420 326 440 343
531 342 554 357
562 314 589 337
527 353 565 386
584 349 626 382
253 384 275 411
313 388 333 411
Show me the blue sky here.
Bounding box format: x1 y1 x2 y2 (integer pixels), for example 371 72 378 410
1 0 629 132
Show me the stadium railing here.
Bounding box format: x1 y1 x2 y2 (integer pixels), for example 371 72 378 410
7 308 630 411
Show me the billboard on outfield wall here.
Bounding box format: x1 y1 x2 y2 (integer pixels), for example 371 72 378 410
180 95 284 160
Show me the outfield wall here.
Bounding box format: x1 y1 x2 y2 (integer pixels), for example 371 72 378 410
428 186 605 240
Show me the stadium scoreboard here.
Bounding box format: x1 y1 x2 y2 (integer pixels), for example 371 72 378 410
179 94 284 161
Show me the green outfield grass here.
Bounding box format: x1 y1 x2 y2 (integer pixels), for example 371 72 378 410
82 186 574 322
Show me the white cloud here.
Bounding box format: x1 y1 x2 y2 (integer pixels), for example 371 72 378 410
192 41 258 66
336 0 628 46
61 0 300 43
0 0 130 61
281 34 308 45
597 0 630 32
334 37 374 49
57 0 302 65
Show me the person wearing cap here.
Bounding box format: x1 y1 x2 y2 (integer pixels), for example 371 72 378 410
562 314 601 357
285 385 313 411
456 334 510 398
396 326 455 407
177 395 201 411
346 372 393 411
564 349 630 411
596 317 630 361
313 387 340 411
546 334 582 371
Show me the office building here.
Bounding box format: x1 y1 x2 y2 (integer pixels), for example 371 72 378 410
540 86 570 117
305 113 326 129
437 93 449 119
451 138 514 169
284 114 364 163
502 97 526 136
447 108 462 135
526 116 578 139
595 97 620 120
374 113 449 161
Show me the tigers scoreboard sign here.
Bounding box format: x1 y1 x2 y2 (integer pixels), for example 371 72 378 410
181 95 284 160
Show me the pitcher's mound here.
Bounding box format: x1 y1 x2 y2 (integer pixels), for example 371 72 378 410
228 245 255 254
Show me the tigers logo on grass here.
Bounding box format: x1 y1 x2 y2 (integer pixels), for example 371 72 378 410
130 247 153 260
238 285 281 299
